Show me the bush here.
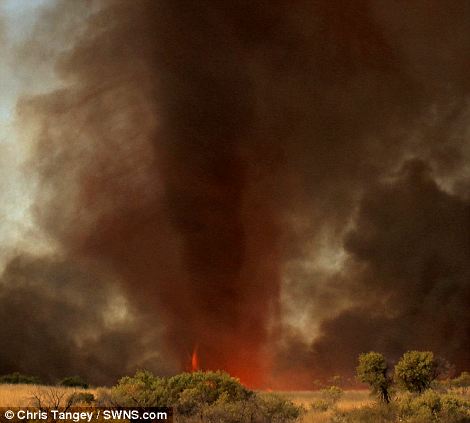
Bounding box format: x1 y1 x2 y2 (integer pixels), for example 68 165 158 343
111 370 252 412
405 390 442 421
0 372 41 385
397 390 470 422
451 371 470 393
197 393 302 423
173 372 302 423
112 370 169 407
168 370 251 413
170 371 259 420
257 393 304 422
322 386 344 403
440 394 470 417
332 403 398 423
394 351 438 393
68 392 95 405
311 386 344 412
311 399 331 412
94 387 116 407
59 375 89 389
201 395 260 423
110 370 302 422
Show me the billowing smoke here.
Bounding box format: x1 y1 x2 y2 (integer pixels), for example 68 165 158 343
3 0 470 388
0 253 174 384
276 161 470 387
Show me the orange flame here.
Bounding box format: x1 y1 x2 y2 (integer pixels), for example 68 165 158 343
191 347 199 372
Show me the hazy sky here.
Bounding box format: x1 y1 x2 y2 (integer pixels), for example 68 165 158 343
0 0 56 262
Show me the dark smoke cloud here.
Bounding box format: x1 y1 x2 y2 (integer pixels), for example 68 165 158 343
4 0 470 387
0 254 175 385
296 161 470 383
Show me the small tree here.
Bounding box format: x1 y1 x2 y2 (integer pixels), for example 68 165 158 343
31 386 75 410
356 352 391 403
394 351 438 393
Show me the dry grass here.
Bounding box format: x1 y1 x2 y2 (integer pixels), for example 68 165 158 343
278 389 373 423
0 384 40 407
281 388 470 422
0 384 97 407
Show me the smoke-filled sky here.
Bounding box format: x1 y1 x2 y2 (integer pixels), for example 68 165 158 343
1 0 469 389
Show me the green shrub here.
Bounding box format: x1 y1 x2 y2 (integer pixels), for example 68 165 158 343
112 370 250 412
397 390 470 422
409 390 442 420
112 370 169 407
257 393 303 422
59 375 89 389
168 370 251 413
0 372 41 385
394 351 438 393
110 370 302 422
441 394 470 416
201 395 260 423
163 370 251 418
197 393 303 423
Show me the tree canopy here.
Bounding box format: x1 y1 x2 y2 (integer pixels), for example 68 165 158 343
394 351 438 393
356 351 391 403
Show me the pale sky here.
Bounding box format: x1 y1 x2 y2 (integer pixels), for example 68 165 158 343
0 0 57 262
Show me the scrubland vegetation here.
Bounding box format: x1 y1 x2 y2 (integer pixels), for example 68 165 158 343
0 350 469 422
302 350 470 422
105 370 302 422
